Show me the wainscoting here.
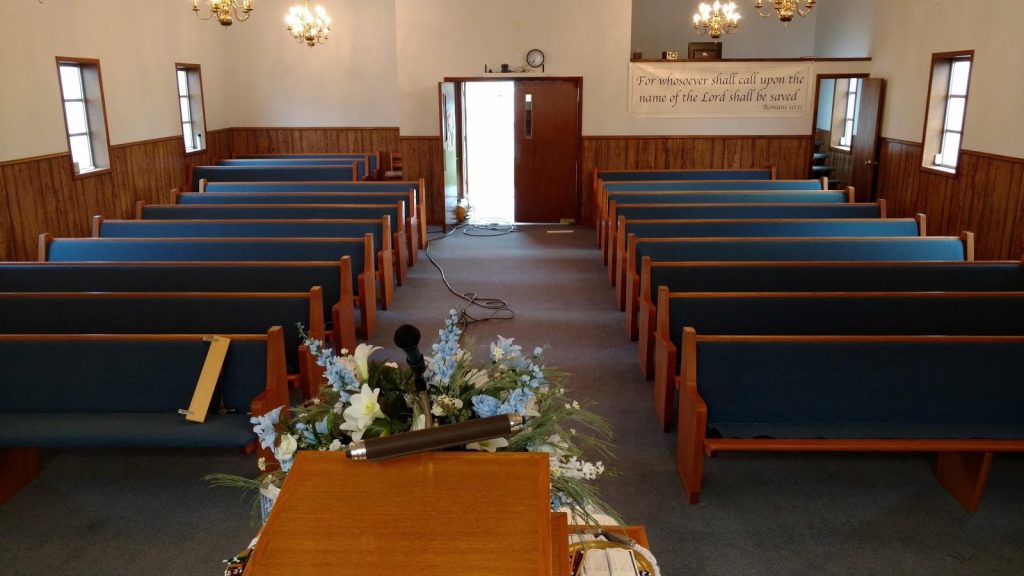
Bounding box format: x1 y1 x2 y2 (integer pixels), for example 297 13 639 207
0 130 232 261
5 131 1020 261
230 128 400 159
399 136 445 225
581 135 814 224
878 139 1024 261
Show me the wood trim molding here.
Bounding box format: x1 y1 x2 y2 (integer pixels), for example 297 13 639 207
630 57 872 63
583 134 813 141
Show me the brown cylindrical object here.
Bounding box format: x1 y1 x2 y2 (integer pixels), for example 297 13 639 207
346 414 524 461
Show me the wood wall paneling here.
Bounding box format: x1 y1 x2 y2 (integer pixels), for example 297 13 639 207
230 128 401 157
400 136 445 226
878 138 1024 260
0 130 233 261
581 135 814 224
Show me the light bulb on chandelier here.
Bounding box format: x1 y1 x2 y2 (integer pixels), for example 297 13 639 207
693 1 740 39
192 0 253 27
754 0 815 24
285 0 332 47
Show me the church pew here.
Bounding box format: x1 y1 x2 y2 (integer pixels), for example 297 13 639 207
174 191 419 265
653 290 1024 431
677 332 1024 511
95 215 402 298
198 179 428 248
218 158 369 180
236 153 381 178
591 167 777 235
600 189 854 261
596 178 828 248
0 260 359 351
0 327 289 504
37 234 378 340
621 234 975 339
636 259 1024 379
612 215 925 301
189 165 359 192
0 290 324 397
136 201 410 272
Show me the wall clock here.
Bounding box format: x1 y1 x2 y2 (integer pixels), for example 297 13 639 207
526 48 545 70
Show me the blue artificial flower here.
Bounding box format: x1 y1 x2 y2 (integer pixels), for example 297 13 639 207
471 394 501 418
504 387 533 415
314 417 330 436
250 405 284 450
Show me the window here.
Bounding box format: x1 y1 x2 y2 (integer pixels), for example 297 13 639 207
921 51 973 175
56 57 111 176
176 64 207 153
828 77 862 151
838 78 858 148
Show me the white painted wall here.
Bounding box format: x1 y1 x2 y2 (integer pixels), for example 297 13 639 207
224 0 400 128
631 0 818 60
394 0 861 137
0 0 232 162
864 0 1024 159
1 0 1020 162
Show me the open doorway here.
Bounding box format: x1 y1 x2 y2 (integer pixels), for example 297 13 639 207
463 81 515 223
440 77 582 227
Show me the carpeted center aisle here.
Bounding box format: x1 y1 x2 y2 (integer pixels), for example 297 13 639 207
2 224 1022 575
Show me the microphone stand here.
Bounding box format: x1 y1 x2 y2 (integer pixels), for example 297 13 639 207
394 324 434 428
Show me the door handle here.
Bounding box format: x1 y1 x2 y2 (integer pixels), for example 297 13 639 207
864 160 877 166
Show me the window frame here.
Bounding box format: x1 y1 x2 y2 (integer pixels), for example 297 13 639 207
920 50 974 178
56 56 112 179
175 63 208 155
837 78 858 149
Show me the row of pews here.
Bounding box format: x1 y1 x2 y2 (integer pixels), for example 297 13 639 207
0 153 426 503
592 166 1024 512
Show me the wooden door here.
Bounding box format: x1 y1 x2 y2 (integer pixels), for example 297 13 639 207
513 79 581 223
850 78 885 203
439 81 460 231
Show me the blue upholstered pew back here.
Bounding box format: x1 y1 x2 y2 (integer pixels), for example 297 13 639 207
218 158 367 179
607 191 848 205
597 169 774 182
613 203 882 220
45 237 371 266
693 336 1024 439
191 165 359 191
0 333 274 448
202 181 418 193
0 262 343 327
666 293 1024 347
604 179 823 192
98 219 388 243
0 293 317 373
634 238 967 275
623 219 919 240
177 192 412 206
140 203 403 224
236 154 378 174
647 261 1024 295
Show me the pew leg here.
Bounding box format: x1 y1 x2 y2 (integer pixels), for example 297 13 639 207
0 447 39 504
936 451 993 512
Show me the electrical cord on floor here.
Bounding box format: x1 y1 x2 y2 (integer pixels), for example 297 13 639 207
423 221 517 329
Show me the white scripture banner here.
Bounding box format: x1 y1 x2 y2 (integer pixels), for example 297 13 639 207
628 62 812 118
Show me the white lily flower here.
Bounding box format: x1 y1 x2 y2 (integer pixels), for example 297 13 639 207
275 433 298 462
342 384 385 429
328 439 343 451
466 437 509 452
351 343 383 380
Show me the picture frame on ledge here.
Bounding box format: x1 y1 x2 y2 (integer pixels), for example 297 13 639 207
688 42 723 60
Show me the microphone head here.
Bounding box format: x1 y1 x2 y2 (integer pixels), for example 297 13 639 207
394 324 421 350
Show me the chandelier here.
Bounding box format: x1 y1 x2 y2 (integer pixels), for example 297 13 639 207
754 0 815 23
285 1 332 47
693 2 740 39
192 0 253 27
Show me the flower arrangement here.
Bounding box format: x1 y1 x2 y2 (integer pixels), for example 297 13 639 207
210 308 618 526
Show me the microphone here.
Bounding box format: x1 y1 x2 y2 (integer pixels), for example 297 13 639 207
347 414 525 461
394 324 433 427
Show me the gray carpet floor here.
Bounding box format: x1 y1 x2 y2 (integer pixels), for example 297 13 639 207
2 224 1022 575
